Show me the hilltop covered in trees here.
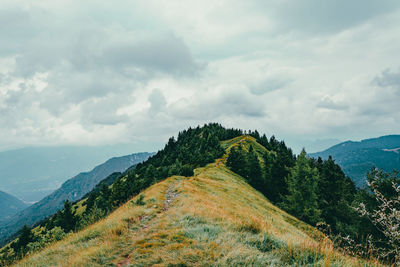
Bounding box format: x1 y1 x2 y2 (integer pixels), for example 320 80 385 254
1 124 399 265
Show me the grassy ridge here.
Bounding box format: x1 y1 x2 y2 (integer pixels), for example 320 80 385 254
14 137 379 266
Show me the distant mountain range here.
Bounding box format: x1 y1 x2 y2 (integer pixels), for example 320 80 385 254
0 144 153 202
310 135 400 186
0 191 28 222
0 152 153 244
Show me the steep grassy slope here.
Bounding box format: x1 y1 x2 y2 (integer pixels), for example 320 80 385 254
13 137 376 266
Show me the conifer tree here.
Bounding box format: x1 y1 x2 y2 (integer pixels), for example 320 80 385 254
111 177 127 207
226 146 247 178
267 148 291 202
96 183 112 212
226 147 240 171
313 156 356 232
282 150 321 225
246 145 263 189
12 225 33 253
60 200 77 232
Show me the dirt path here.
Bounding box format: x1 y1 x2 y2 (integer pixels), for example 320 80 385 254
163 182 180 211
117 181 180 267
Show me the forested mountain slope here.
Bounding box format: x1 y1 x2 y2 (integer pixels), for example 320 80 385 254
0 145 150 202
310 135 400 186
1 125 390 266
12 137 367 266
0 152 153 245
0 192 28 222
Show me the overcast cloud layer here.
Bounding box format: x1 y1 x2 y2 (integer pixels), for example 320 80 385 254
1 0 400 153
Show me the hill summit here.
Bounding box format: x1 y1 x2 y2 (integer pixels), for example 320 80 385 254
12 136 365 266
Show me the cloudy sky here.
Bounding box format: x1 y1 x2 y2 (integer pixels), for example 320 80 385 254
1 0 400 153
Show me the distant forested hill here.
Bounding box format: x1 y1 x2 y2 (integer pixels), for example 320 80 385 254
0 152 153 244
310 135 400 186
0 191 28 222
0 145 153 202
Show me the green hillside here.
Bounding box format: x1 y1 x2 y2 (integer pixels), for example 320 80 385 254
1 124 394 266
11 136 372 266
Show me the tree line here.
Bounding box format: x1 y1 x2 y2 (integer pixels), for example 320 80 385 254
226 134 399 264
0 123 244 265
1 124 398 265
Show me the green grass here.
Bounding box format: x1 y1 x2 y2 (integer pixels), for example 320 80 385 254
12 136 383 267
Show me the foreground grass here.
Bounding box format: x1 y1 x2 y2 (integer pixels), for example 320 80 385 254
14 137 381 266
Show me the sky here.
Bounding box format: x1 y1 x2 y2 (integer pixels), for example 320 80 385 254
1 0 400 153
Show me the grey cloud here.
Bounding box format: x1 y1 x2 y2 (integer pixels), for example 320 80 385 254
10 19 200 78
262 0 400 34
79 96 130 126
372 68 400 88
0 4 201 122
356 106 392 117
172 92 266 120
1 1 400 149
38 70 136 116
317 96 348 110
148 88 167 115
0 7 38 56
249 78 291 95
82 110 128 126
102 35 201 76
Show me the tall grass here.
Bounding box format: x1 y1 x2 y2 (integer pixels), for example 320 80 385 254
14 137 383 266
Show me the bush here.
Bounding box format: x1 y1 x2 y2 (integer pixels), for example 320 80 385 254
135 194 146 206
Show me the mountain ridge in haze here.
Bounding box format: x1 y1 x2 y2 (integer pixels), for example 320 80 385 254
309 135 400 186
0 191 28 222
0 144 156 202
0 152 153 244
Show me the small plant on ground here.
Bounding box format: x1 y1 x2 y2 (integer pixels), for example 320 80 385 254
135 194 146 205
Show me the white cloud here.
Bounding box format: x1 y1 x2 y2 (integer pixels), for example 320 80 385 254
1 0 400 152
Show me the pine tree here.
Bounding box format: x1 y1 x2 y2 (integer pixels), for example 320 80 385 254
111 177 127 207
226 147 241 172
313 156 356 232
282 150 321 225
267 149 290 202
85 191 97 213
59 200 77 232
12 225 33 253
96 183 112 212
246 146 263 189
226 146 247 178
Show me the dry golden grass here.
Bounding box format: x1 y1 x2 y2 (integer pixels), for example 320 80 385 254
14 136 383 267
